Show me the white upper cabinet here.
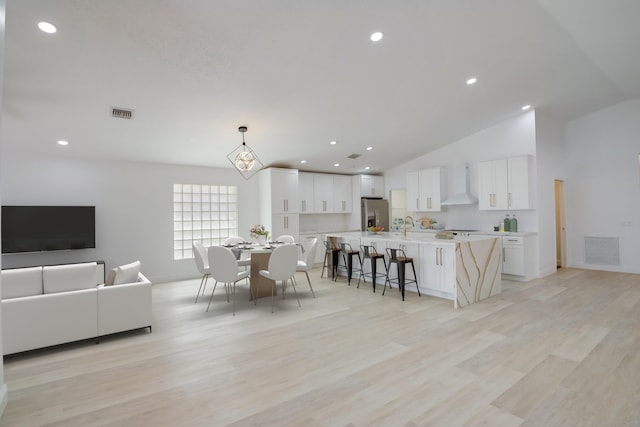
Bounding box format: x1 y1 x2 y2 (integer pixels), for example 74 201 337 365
406 167 443 212
507 156 533 210
333 175 352 213
418 167 442 212
299 172 353 214
360 175 384 197
478 159 508 210
298 172 314 213
478 156 532 211
264 168 299 213
406 171 421 211
313 173 334 213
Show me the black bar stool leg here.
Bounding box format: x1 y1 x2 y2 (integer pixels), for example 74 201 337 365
399 262 405 301
371 258 377 293
411 261 420 296
332 250 339 281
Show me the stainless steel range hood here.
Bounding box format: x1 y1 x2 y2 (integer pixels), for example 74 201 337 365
441 163 478 205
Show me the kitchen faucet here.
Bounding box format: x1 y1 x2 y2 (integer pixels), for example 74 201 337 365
403 216 415 237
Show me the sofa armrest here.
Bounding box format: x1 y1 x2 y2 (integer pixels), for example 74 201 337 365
97 273 152 336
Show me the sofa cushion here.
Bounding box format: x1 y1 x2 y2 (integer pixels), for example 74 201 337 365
114 260 141 285
1 267 43 299
43 262 98 294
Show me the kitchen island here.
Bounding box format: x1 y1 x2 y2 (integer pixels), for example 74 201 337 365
327 231 502 308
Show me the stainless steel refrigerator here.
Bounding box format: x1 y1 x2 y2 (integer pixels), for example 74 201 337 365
361 198 389 231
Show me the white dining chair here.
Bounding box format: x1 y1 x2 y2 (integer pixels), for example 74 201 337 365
193 241 214 303
207 245 250 315
222 236 252 269
275 234 295 243
296 237 318 298
258 244 300 313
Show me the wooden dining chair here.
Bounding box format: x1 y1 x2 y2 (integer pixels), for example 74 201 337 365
258 244 300 312
207 245 250 315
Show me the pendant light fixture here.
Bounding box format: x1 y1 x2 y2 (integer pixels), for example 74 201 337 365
226 125 263 180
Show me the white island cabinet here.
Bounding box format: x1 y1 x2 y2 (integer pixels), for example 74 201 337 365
326 231 502 308
420 244 455 300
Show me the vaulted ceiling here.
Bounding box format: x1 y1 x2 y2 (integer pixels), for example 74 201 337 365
3 0 640 174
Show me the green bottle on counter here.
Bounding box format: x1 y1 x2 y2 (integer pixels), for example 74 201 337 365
510 214 518 232
503 214 511 232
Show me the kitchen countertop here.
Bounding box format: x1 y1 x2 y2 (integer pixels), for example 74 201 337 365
470 231 538 237
327 231 499 244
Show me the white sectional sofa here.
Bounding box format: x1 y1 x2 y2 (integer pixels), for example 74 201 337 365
1 261 152 355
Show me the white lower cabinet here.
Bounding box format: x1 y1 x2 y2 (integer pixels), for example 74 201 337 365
420 244 455 299
502 236 525 275
474 233 536 281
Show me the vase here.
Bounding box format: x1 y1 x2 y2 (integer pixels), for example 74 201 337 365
255 235 267 245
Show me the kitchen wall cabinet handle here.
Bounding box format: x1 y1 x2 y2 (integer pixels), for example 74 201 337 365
508 192 512 208
416 198 419 209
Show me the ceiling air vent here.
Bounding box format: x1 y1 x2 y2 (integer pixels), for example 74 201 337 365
347 153 361 159
111 107 134 119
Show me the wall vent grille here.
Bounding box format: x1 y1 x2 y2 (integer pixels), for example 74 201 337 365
585 236 619 266
111 107 134 119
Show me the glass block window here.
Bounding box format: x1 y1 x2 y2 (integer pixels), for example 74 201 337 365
173 183 238 260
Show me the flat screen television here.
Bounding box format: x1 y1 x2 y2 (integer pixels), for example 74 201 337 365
1 206 96 254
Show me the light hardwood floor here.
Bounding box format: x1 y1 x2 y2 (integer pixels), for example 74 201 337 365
1 267 640 426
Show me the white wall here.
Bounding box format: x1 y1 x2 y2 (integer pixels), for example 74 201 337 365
0 0 8 416
1 150 261 282
564 99 640 273
534 109 567 277
385 111 538 232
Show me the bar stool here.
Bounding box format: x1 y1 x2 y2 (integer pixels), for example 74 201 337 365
321 239 341 280
383 247 420 301
357 244 387 293
339 243 362 286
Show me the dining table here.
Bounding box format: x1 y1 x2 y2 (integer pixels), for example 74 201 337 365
228 242 288 300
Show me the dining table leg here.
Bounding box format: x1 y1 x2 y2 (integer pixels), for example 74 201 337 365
250 251 276 300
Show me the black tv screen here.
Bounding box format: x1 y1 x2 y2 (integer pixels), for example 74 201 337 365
2 206 95 254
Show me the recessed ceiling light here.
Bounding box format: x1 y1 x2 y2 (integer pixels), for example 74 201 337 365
334 163 340 167
370 32 383 42
466 77 477 85
330 140 337 145
365 166 371 170
38 21 57 34
521 104 531 111
57 140 69 146
300 160 307 164
366 146 373 151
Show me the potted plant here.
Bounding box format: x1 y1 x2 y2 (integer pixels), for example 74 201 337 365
250 224 269 244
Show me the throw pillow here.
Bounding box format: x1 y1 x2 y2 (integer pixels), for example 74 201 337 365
105 268 117 286
114 260 141 285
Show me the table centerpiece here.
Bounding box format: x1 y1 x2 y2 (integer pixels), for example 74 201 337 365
250 224 269 245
